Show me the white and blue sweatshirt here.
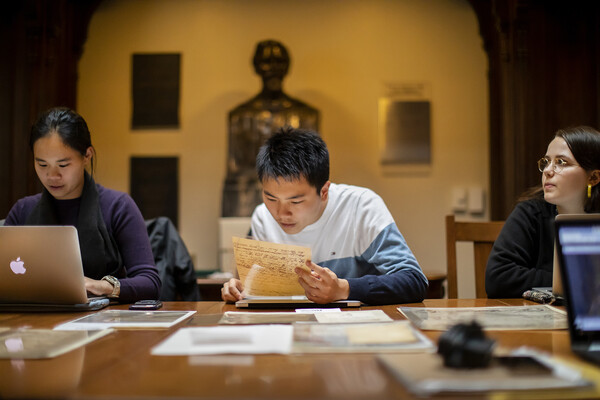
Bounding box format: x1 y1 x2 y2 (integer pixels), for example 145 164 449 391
251 183 428 305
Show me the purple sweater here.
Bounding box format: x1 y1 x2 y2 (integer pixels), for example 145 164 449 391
5 185 161 302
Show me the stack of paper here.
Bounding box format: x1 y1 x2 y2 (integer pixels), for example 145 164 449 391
292 320 434 353
378 347 591 396
399 305 567 330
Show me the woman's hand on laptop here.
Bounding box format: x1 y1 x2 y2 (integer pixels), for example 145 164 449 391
84 277 113 297
296 261 350 304
222 278 244 302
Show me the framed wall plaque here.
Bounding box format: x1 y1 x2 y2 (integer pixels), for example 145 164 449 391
379 99 431 164
131 53 180 129
378 82 432 175
130 157 179 227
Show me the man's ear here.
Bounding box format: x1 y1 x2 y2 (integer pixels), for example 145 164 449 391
320 181 331 201
589 170 600 186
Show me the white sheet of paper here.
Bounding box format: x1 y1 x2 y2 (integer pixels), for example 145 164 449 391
314 310 393 324
151 325 293 355
295 308 341 313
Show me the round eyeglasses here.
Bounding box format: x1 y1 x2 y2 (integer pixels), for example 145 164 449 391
537 157 576 174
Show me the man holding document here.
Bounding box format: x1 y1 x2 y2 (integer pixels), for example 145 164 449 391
221 128 428 305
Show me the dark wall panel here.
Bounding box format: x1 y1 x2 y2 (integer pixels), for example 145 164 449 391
469 0 600 219
0 0 100 218
130 157 179 228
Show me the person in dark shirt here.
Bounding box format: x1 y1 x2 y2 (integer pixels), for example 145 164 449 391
4 107 160 302
486 126 600 298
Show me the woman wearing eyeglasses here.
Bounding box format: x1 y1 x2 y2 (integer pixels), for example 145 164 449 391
485 126 600 298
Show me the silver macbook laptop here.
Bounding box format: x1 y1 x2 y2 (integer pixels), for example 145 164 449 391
531 216 571 300
554 214 600 365
0 226 109 312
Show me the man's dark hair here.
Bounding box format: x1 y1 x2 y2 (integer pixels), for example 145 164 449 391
256 127 329 194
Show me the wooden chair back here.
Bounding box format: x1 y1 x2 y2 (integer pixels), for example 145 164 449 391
445 214 504 298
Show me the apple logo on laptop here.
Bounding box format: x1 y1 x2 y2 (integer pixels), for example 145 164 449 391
10 257 26 274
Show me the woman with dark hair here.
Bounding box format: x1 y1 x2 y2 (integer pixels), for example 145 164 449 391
4 107 161 302
485 126 600 298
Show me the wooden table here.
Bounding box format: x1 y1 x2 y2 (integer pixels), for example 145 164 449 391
0 299 597 399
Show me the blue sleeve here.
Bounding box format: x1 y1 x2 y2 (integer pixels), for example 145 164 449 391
346 223 428 305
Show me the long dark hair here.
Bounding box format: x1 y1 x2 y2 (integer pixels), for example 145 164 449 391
30 107 96 174
520 126 600 212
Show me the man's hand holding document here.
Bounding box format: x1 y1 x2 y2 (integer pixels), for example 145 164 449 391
222 237 353 305
230 237 311 299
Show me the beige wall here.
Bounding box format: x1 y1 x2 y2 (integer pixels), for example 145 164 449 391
78 0 489 297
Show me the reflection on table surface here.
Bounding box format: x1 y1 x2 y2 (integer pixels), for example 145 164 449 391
0 346 84 398
0 299 597 399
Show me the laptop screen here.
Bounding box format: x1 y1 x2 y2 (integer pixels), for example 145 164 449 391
0 226 88 305
556 219 600 341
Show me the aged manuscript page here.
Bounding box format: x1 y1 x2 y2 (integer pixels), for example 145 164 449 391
232 237 311 296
